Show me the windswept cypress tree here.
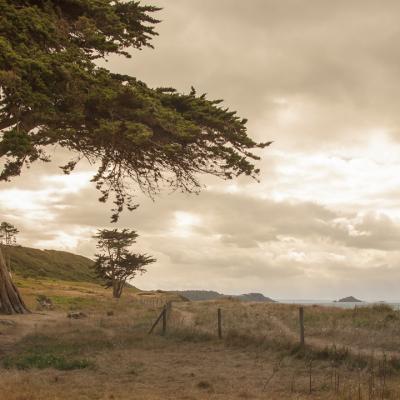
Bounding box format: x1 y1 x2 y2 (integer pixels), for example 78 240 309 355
0 1 271 313
93 229 155 298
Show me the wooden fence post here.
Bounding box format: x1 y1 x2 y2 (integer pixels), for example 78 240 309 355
299 306 305 346
218 308 222 339
162 305 167 335
166 301 172 316
148 307 165 334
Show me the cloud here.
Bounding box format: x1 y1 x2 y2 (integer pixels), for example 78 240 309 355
3 1 400 300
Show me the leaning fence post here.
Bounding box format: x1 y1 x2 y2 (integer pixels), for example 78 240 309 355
299 306 305 346
218 308 222 339
148 307 165 334
162 305 167 335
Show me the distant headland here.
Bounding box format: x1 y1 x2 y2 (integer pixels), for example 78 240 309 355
336 296 363 303
173 290 276 302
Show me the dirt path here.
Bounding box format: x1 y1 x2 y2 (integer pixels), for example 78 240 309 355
269 315 400 359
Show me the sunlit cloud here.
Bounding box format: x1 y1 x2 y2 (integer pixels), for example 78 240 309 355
42 172 93 193
35 227 95 251
0 172 93 222
170 211 202 238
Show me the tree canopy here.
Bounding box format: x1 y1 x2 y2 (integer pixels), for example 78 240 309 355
93 228 155 298
0 0 270 221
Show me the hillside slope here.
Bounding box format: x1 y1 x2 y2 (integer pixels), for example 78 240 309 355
174 290 276 302
3 245 98 283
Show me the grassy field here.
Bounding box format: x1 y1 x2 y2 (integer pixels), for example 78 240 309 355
1 278 400 399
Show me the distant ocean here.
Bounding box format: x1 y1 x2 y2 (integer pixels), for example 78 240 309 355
277 299 400 310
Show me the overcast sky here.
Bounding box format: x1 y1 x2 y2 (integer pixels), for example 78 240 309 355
2 1 400 300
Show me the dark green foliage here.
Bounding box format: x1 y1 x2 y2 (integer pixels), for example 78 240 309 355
6 245 99 282
93 228 155 297
0 1 270 221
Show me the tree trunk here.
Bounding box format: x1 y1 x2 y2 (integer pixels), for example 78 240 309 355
112 280 120 298
112 280 125 299
117 281 125 298
0 247 30 314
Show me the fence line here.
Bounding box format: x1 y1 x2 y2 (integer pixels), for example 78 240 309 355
148 304 307 344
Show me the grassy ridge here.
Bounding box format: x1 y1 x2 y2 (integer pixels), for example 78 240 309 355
3 245 99 283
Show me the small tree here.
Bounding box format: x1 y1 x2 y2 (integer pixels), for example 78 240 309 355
0 222 19 275
93 229 155 298
0 222 19 245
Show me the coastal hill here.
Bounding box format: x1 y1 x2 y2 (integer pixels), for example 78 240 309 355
173 290 276 302
3 245 98 283
337 296 363 303
4 246 275 304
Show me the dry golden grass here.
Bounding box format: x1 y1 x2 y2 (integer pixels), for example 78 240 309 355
1 279 400 399
174 300 400 355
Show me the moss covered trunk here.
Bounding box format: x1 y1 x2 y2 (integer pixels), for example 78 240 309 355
0 247 29 314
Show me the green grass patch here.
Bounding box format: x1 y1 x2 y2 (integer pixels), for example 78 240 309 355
1 331 116 372
50 295 99 310
19 332 114 354
3 352 92 371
